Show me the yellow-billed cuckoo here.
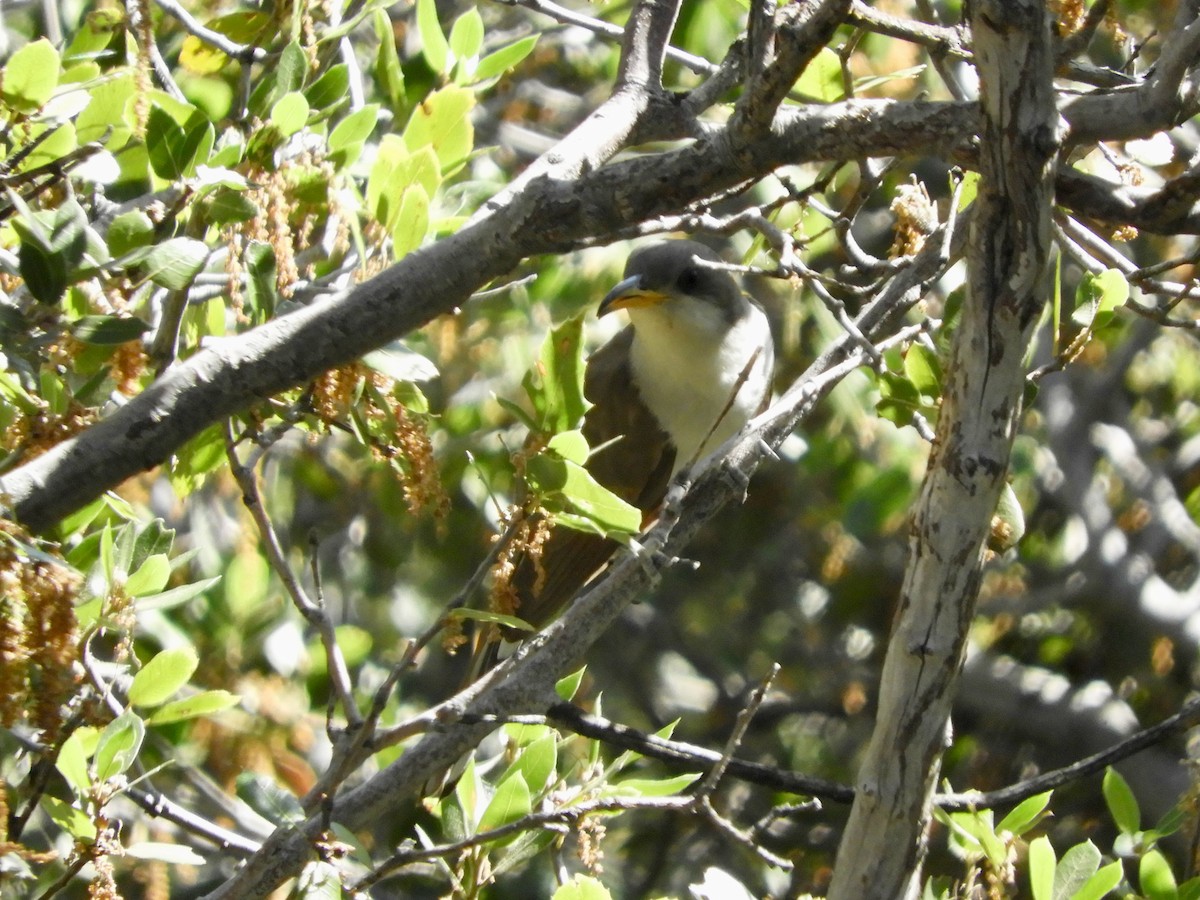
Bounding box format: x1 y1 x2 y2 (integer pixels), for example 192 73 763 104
501 240 775 637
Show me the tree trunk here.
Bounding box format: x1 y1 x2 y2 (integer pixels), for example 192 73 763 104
827 2 1059 896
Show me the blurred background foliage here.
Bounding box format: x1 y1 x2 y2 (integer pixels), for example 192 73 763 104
2 0 1200 896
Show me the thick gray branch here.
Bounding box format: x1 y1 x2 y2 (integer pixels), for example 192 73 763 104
827 2 1060 897
6 10 1200 530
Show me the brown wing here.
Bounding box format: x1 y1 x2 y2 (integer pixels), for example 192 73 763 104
509 326 675 631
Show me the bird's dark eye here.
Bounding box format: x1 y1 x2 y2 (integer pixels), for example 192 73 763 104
676 266 700 293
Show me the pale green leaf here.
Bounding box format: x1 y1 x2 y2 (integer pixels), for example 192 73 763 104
129 645 199 708
1103 768 1140 834
125 553 171 597
1028 836 1055 900
475 35 539 82
998 791 1052 836
270 91 310 137
2 38 60 111
147 689 239 724
1072 861 1124 900
552 875 613 900
143 238 209 290
403 84 474 171
479 772 531 832
94 710 145 780
417 0 450 73
1054 841 1102 900
126 842 206 865
391 183 430 257
1140 849 1178 900
795 46 843 102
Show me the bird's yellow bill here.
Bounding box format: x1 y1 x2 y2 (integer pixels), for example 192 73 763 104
598 278 668 316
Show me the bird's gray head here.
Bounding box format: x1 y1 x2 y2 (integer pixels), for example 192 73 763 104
598 240 748 329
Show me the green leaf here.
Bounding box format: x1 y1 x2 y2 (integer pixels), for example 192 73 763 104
524 315 588 434
449 8 485 73
205 189 258 226
135 575 222 612
390 183 430 257
94 710 145 780
903 343 942 398
361 342 438 383
449 607 535 632
1072 269 1129 330
475 35 539 82
610 773 700 798
146 106 212 180
1 38 60 111
1072 861 1124 900
237 771 305 824
20 122 77 172
1054 841 1102 900
454 756 480 827
555 667 586 701
270 91 310 137
147 689 239 724
129 646 199 708
305 63 350 111
547 430 589 465
41 795 96 841
143 238 209 290
1103 768 1140 834
373 9 406 111
403 84 474 171
14 202 88 304
417 0 450 73
1028 835 1055 900
276 41 308 97
502 733 557 794
552 875 613 900
527 454 641 536
56 730 92 793
108 211 156 257
998 790 1052 836
479 772 531 832
796 46 843 102
72 314 151 345
244 240 277 316
329 105 379 153
1141 849 1179 900
125 553 171 596
126 842 206 865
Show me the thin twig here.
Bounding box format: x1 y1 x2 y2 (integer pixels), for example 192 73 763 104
223 420 362 726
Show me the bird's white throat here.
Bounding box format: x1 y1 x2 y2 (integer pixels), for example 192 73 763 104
627 302 773 472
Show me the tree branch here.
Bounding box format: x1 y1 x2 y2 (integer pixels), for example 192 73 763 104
828 2 1060 896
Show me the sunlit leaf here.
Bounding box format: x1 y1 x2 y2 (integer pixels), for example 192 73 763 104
795 46 843 102
417 0 450 73
126 842 206 865
1053 840 1102 900
94 710 145 780
143 238 209 290
1028 836 1054 900
475 35 539 82
1 38 60 111
552 875 613 900
129 645 199 707
479 772 531 832
1103 768 1140 835
147 689 239 724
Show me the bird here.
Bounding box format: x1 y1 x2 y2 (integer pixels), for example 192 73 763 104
478 240 774 664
